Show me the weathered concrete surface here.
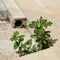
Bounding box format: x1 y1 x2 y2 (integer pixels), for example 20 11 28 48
0 0 60 60
2 0 26 19
2 0 27 28
0 0 8 20
14 0 60 22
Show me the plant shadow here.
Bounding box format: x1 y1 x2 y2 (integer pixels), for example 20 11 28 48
50 38 58 46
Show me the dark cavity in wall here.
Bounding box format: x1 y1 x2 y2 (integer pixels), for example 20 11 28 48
15 20 22 28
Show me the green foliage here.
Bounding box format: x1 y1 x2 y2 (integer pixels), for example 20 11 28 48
29 16 53 50
14 41 19 49
10 31 33 56
25 39 32 45
10 31 19 41
10 16 53 56
31 45 37 52
29 17 53 29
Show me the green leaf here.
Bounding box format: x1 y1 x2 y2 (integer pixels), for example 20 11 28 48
10 35 18 41
35 38 41 42
37 40 43 50
44 31 51 37
48 21 53 26
28 21 38 28
40 17 47 27
44 23 48 28
46 34 51 37
21 43 26 50
18 35 25 39
43 40 47 44
25 39 32 45
32 45 37 52
42 40 51 49
10 31 19 41
28 21 36 28
40 16 43 21
34 29 44 36
18 35 25 42
14 42 19 50
20 35 25 37
28 24 34 28
14 31 19 36
10 35 15 41
44 21 53 28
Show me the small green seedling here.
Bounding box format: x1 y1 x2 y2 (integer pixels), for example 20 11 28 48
10 31 33 56
29 16 53 50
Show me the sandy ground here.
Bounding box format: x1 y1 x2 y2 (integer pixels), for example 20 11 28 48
0 0 60 60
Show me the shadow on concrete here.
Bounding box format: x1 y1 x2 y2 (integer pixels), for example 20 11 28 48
50 38 58 45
